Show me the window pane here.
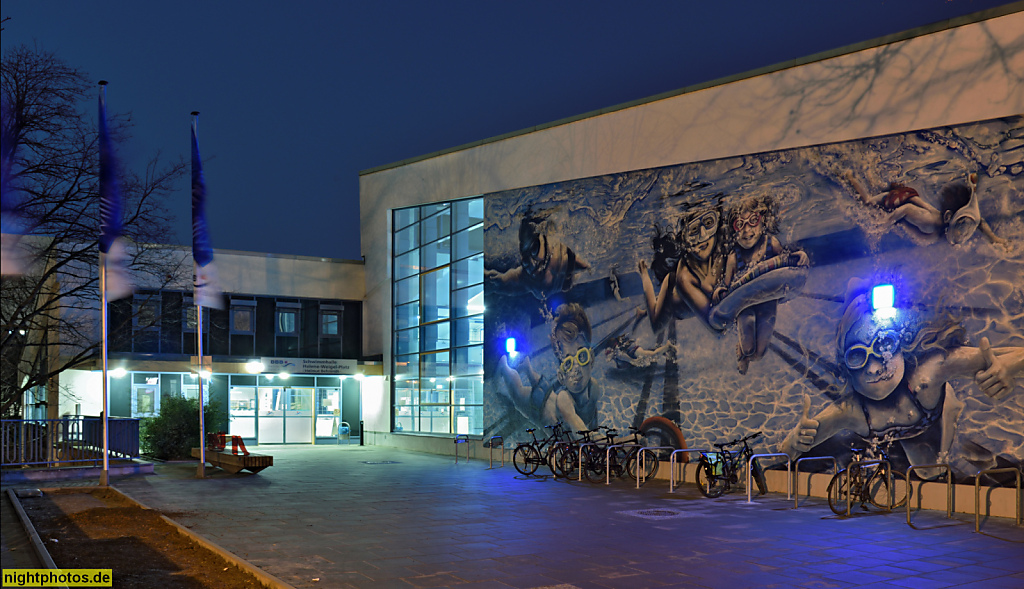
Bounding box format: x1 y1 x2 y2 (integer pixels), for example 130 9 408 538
421 268 450 323
233 308 253 333
421 237 450 270
454 345 483 376
394 249 420 281
277 310 297 334
395 354 419 381
420 208 451 245
452 253 483 289
136 301 158 328
453 198 484 232
394 223 419 255
453 375 483 405
394 207 418 231
453 404 482 436
453 284 483 318
421 377 449 405
420 405 451 434
453 224 483 261
394 275 418 306
421 321 450 353
421 351 450 381
394 301 419 331
321 312 339 336
454 316 483 346
395 327 419 355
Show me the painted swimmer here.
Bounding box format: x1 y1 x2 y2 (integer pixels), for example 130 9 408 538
486 208 590 300
846 171 1008 247
780 278 1024 476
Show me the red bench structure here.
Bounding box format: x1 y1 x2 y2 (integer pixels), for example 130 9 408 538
192 432 273 474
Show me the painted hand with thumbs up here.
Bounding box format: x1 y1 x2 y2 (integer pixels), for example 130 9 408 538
781 394 819 459
975 337 1016 399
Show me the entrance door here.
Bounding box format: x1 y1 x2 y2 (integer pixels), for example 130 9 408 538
257 387 284 444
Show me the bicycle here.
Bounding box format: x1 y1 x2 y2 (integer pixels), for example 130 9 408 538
512 422 568 476
826 446 908 515
696 431 767 498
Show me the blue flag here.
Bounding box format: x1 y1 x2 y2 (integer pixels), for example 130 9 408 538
191 117 223 309
98 84 132 300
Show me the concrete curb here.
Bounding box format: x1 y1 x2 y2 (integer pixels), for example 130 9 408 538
4 488 69 589
106 486 295 589
1 461 154 485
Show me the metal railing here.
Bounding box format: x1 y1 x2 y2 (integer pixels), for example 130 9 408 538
974 467 1022 533
906 463 952 526
636 446 675 488
668 449 706 492
1 417 140 468
453 434 470 464
577 442 599 482
487 436 504 468
747 453 791 503
793 456 837 508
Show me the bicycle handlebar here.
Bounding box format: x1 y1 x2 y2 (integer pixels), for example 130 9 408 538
713 431 763 449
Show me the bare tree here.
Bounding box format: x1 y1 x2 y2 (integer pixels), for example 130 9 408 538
1 44 189 418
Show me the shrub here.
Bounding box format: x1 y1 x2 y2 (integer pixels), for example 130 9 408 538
140 396 224 460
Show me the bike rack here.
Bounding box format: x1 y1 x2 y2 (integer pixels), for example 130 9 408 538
842 459 891 516
746 453 791 503
577 442 599 482
487 436 504 469
604 443 642 484
668 449 706 492
636 446 675 489
793 456 837 508
974 467 1022 533
453 434 469 464
906 463 951 527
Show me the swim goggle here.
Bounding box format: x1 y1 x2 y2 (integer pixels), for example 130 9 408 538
732 212 762 232
559 347 593 372
844 330 901 370
684 210 719 245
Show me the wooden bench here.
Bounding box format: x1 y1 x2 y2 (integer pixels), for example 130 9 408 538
191 433 273 474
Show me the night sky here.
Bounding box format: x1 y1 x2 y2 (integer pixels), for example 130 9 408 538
2 1 1013 261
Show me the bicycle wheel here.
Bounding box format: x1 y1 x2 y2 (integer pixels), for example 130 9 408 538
583 446 607 483
513 445 541 476
626 448 658 483
752 460 767 496
556 445 580 479
826 469 852 515
867 469 908 509
696 458 726 498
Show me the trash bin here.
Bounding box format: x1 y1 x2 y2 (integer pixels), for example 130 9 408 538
337 421 351 444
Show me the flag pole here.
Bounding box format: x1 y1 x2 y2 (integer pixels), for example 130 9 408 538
192 111 206 479
98 80 110 487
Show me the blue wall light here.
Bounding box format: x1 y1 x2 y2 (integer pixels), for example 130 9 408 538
505 337 518 358
872 284 895 313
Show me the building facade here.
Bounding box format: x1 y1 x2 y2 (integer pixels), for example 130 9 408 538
54 248 374 445
358 7 1024 478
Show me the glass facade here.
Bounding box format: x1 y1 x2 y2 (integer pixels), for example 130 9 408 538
393 197 484 436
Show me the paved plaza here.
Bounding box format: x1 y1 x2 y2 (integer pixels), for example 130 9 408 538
5 445 1024 588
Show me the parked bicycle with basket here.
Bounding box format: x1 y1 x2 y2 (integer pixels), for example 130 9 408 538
696 431 767 498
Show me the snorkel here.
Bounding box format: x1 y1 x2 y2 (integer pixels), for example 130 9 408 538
942 174 980 245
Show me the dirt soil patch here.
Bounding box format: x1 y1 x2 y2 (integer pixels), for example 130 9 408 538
17 488 265 588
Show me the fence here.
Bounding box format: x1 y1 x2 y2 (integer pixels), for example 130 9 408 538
1 417 140 468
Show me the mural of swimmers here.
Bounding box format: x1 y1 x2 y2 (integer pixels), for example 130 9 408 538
483 114 1022 481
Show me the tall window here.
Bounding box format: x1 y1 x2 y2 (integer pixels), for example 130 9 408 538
393 197 483 435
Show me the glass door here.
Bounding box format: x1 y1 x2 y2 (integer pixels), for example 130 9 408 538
229 387 256 439
315 389 341 441
284 387 313 443
257 387 284 444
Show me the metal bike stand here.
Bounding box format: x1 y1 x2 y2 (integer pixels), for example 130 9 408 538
747 453 791 503
974 467 1022 533
906 463 951 526
843 459 890 516
550 441 570 476
487 436 504 469
637 446 675 489
453 434 469 464
793 456 837 508
577 442 599 482
604 444 641 484
668 449 706 493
